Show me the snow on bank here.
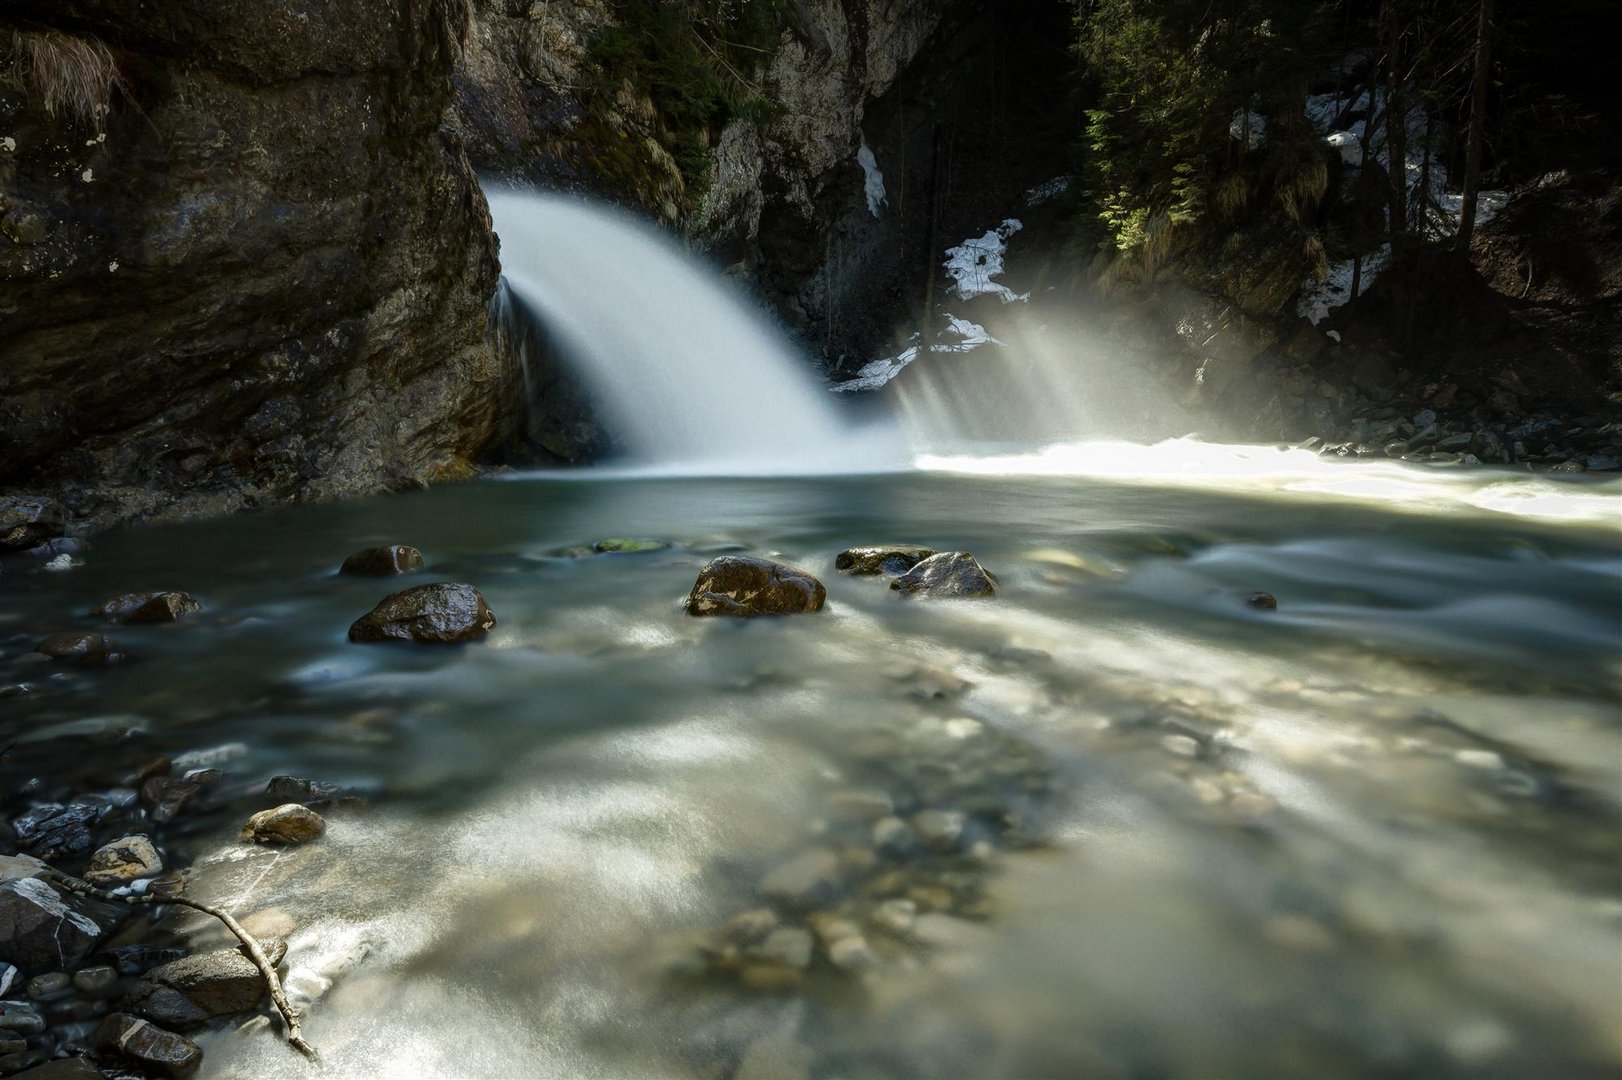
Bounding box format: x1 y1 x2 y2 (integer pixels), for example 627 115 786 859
1299 82 1511 324
944 220 1030 303
857 139 888 218
832 317 1005 393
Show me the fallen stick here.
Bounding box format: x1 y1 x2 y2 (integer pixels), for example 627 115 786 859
40 867 318 1062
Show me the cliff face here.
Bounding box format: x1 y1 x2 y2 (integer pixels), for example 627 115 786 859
0 1 506 530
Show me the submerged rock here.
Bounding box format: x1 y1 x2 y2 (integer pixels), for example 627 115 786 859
347 583 496 643
0 498 67 551
84 837 164 889
92 592 201 624
93 1013 202 1078
890 552 998 599
139 778 201 826
591 538 670 554
264 776 346 806
835 546 936 575
684 557 826 617
1245 591 1278 610
124 940 288 1028
241 805 325 846
35 632 127 666
339 545 425 576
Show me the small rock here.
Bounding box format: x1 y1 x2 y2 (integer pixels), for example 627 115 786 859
755 928 813 970
684 556 826 617
890 552 997 599
263 776 344 806
1412 408 1437 427
871 816 920 858
720 909 778 945
1245 591 1278 610
12 802 108 863
339 545 424 576
1160 734 1201 758
835 546 936 575
91 592 201 624
25 537 85 559
84 837 163 888
25 972 70 1000
759 849 843 909
910 810 965 850
0 497 68 552
94 1013 202 1077
737 963 801 993
871 899 917 935
347 583 496 644
71 967 118 996
590 538 670 553
139 778 201 825
0 1002 45 1035
826 934 878 970
34 633 126 666
1454 748 1505 771
241 804 324 846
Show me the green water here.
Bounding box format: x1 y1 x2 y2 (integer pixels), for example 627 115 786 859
2 450 1619 1078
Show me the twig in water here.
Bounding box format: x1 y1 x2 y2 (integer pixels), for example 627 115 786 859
40 867 318 1062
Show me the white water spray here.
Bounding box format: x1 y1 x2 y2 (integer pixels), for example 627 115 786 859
487 189 898 474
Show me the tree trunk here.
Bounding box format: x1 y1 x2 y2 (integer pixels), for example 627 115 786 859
1456 0 1495 252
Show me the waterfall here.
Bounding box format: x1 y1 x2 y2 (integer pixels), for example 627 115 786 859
486 189 900 474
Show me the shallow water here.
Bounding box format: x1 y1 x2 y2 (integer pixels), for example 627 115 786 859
2 446 1619 1078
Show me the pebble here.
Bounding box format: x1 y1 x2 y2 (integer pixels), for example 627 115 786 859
826 934 878 970
871 817 920 858
1160 734 1201 758
241 804 325 845
84 835 164 888
71 966 118 996
871 899 917 935
756 928 813 970
910 810 965 850
1454 749 1506 771
26 973 71 1000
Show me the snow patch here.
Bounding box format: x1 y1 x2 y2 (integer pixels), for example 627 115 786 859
832 318 1004 393
857 140 887 218
944 220 1029 303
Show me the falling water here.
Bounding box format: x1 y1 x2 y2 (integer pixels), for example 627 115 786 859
487 189 900 473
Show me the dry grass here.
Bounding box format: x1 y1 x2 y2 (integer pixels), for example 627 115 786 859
3 30 125 128
1214 172 1251 221
1275 153 1329 225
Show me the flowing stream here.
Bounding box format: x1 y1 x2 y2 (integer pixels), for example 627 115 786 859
2 194 1619 1078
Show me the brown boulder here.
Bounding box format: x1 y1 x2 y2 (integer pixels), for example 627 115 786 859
834 546 936 576
92 592 201 624
348 583 496 643
35 632 127 666
0 498 67 551
339 545 425 575
241 804 325 846
684 557 826 617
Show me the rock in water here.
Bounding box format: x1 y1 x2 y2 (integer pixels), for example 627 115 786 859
890 552 998 599
348 583 496 643
340 545 425 576
35 632 127 666
93 1014 202 1078
124 941 288 1028
84 837 164 888
92 592 201 624
0 871 125 973
835 546 936 575
684 557 826 617
0 498 67 551
241 805 325 846
11 803 108 863
1245 591 1278 610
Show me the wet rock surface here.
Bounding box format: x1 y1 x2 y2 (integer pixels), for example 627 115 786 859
685 557 826 617
241 805 325 847
124 941 288 1029
339 546 425 576
835 546 937 576
890 553 998 599
91 593 200 625
82 838 163 890
348 583 497 644
0 875 125 973
33 635 126 668
93 1013 201 1077
0 500 68 552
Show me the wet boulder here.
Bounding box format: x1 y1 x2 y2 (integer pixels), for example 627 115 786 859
139 778 201 825
684 557 826 617
0 866 126 973
890 552 998 599
241 804 324 846
92 592 201 624
835 546 936 576
339 545 424 576
84 837 164 889
11 802 109 863
35 632 128 666
93 1014 202 1078
123 940 288 1028
347 583 496 643
0 498 67 551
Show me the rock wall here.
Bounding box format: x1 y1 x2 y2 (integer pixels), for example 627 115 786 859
0 1 507 531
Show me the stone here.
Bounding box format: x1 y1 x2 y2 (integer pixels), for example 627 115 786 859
835 546 936 576
34 633 127 666
890 552 997 599
339 545 424 576
11 803 108 863
241 805 325 846
0 1002 45 1035
263 776 344 806
737 963 802 993
25 973 70 1000
94 1013 202 1077
347 583 496 643
1454 749 1505 771
871 899 917 935
139 779 202 825
71 967 119 996
1245 591 1278 610
684 556 826 617
1160 734 1201 758
871 816 920 859
590 538 670 554
759 849 843 909
0 877 124 973
826 934 878 970
91 592 201 624
0 498 68 551
84 837 163 888
755 928 813 969
910 810 965 850
721 909 778 945
124 941 287 1029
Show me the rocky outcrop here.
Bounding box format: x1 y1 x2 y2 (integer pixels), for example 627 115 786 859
890 552 996 598
348 582 497 643
685 556 826 617
0 1 509 532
